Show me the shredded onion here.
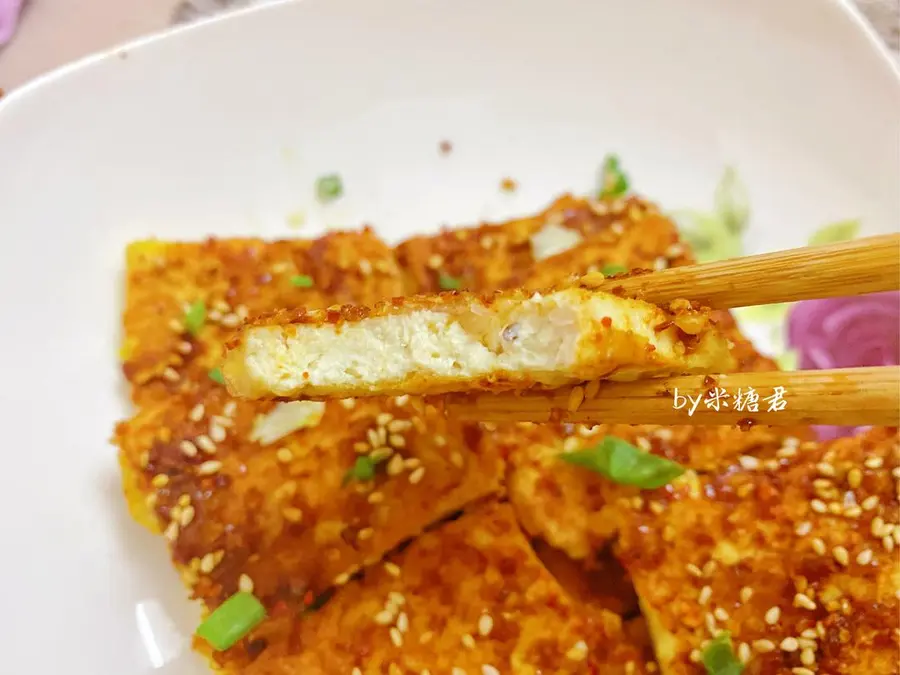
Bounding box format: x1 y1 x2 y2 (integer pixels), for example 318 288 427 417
786 292 900 439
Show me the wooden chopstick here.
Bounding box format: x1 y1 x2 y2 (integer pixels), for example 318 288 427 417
445 367 900 427
581 233 900 309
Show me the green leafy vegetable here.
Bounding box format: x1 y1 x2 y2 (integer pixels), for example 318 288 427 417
315 174 343 203
598 154 629 199
808 219 859 247
671 210 743 263
600 263 628 277
343 455 387 485
183 300 207 336
702 632 744 675
196 592 267 651
289 274 314 288
560 436 684 489
208 367 225 385
713 167 750 235
438 274 462 291
775 349 798 371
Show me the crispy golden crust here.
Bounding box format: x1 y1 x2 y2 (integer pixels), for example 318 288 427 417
121 230 402 405
222 283 736 400
115 192 801 674
615 427 900 675
235 502 654 675
504 423 811 561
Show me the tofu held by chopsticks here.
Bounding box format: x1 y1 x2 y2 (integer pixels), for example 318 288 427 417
222 279 736 399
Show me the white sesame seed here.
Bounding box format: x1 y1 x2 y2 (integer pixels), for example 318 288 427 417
737 642 751 664
374 610 394 625
168 318 183 332
352 668 362 675
389 627 403 647
461 633 476 649
238 574 254 593
781 637 799 652
811 538 827 556
189 403 205 422
864 456 884 469
178 494 191 507
151 474 169 488
765 606 781 625
408 467 426 484
856 548 873 565
833 546 850 566
223 401 237 417
368 491 384 504
704 612 717 635
178 440 197 457
388 591 406 607
702 560 718 576
386 454 405 476
810 499 827 513
163 521 179 542
357 527 374 541
871 516 886 537
893 525 900 545
565 640 588 661
844 505 862 518
197 460 222 475
450 451 464 468
176 341 193 354
451 669 466 675
800 628 818 640
883 535 895 552
795 521 812 536
797 638 817 650
794 593 817 610
195 435 217 454
861 495 880 510
753 639 775 653
847 467 862 488
199 552 218 574
689 649 702 663
714 608 729 622
276 448 293 464
384 562 401 578
210 423 227 443
282 507 303 523
482 667 499 675
396 611 409 633
698 586 712 605
162 367 180 382
220 313 241 328
478 614 493 637
792 669 815 675
180 505 196 527
740 587 754 604
686 563 703 577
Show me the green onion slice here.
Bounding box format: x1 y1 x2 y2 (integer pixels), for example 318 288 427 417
196 592 267 651
208 367 225 385
438 273 462 291
598 154 629 199
600 263 628 277
183 300 207 336
559 436 684 489
702 632 745 675
315 174 343 203
343 455 382 485
289 274 314 288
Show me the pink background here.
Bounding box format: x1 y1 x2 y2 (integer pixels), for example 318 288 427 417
0 0 897 92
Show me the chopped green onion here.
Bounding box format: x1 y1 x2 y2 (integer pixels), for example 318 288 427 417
438 273 462 291
343 455 387 485
598 154 629 199
289 274 314 288
702 632 744 675
208 367 225 385
196 592 267 651
560 435 684 489
183 300 207 336
808 219 859 247
315 174 343 203
600 263 628 277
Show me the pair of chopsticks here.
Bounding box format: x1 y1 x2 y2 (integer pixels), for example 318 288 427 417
447 234 900 427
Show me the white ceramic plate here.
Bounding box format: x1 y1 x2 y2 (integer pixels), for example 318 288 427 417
0 0 897 672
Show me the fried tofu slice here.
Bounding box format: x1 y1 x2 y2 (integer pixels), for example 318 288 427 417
115 231 503 612
614 427 900 675
228 502 655 674
504 423 814 561
222 282 736 399
121 230 403 406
